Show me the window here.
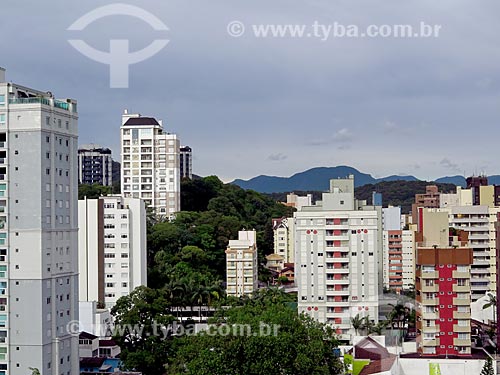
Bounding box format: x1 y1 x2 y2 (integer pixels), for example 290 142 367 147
0 115 5 125
0 95 4 106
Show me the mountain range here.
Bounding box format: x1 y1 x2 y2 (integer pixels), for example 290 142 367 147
231 166 500 193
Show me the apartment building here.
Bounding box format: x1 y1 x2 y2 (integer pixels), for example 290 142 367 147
179 146 192 179
412 185 441 224
295 176 383 341
271 217 295 264
225 230 258 297
79 196 147 308
383 229 415 292
0 67 79 375
285 193 312 210
120 110 180 218
78 144 113 186
415 209 473 357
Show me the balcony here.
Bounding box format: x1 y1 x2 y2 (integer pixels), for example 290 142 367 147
453 311 471 319
422 311 439 320
453 325 470 333
420 271 438 279
453 298 470 306
331 268 349 274
453 338 471 346
421 298 438 305
421 284 439 293
326 290 350 296
421 325 440 333
8 97 73 112
452 271 470 279
452 285 470 293
421 338 439 347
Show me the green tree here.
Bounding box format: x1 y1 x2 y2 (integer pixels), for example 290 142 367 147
78 183 112 199
480 356 494 375
350 314 365 336
483 292 497 324
167 295 343 375
111 286 175 375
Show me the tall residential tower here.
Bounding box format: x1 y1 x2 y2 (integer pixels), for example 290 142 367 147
0 67 80 375
120 111 180 218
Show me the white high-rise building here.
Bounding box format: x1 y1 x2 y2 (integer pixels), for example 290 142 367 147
226 230 258 297
295 176 383 341
120 110 180 218
78 196 147 308
0 67 79 375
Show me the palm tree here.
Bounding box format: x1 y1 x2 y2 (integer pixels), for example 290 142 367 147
482 292 497 324
351 314 364 336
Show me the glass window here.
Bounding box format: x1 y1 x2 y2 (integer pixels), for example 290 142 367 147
0 115 5 125
0 95 4 106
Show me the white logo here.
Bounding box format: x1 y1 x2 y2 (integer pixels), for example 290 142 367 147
68 3 169 88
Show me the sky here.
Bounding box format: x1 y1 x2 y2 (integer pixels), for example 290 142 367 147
2 0 500 182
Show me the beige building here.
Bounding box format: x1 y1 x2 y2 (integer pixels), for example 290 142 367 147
226 230 258 297
272 217 295 265
120 110 181 219
416 210 473 357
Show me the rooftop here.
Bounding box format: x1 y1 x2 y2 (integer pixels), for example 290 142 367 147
123 117 160 126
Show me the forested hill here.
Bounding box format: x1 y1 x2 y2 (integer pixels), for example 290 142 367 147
266 180 457 214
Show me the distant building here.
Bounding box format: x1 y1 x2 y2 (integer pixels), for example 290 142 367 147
286 193 312 210
180 146 193 179
415 209 473 357
295 175 383 341
78 144 113 186
121 110 181 218
412 185 441 225
466 176 488 206
272 217 295 264
112 160 121 187
372 192 383 206
226 230 258 297
382 206 401 231
383 229 415 293
78 196 147 308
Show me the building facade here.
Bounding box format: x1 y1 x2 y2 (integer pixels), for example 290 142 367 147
416 247 473 356
272 217 295 264
180 146 192 179
383 229 416 293
78 145 113 186
295 176 383 341
79 196 147 308
415 209 473 357
225 230 258 297
0 67 80 375
120 110 180 218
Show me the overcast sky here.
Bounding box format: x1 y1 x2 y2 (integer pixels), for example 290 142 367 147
2 1 500 182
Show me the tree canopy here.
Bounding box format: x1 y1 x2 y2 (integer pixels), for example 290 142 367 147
112 286 343 375
148 176 294 288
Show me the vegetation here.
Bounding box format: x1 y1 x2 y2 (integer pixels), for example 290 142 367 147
355 180 456 213
149 176 294 288
266 180 457 213
112 287 342 375
78 183 113 199
481 356 494 375
482 292 497 323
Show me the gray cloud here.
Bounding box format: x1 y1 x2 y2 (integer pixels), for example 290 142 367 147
2 0 500 181
440 158 461 173
307 128 353 148
267 153 287 161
